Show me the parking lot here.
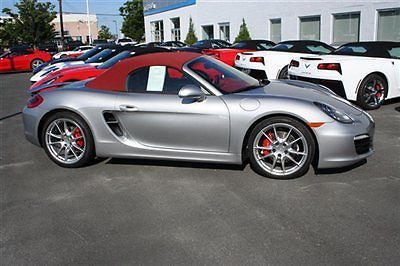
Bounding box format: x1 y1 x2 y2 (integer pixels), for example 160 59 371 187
1 72 400 264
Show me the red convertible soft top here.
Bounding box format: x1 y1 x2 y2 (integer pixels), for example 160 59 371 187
86 52 201 91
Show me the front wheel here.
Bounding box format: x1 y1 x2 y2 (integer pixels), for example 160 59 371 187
41 111 95 168
247 117 315 179
356 74 387 110
30 59 44 70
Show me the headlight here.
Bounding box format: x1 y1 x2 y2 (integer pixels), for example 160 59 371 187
314 102 353 124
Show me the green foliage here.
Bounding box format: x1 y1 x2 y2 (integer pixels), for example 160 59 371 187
98 25 113 40
119 0 144 42
184 17 198 45
1 0 56 47
234 18 252 43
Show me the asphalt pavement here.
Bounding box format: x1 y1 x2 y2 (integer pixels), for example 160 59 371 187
1 72 400 265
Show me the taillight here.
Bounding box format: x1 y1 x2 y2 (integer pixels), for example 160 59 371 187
250 57 264 65
317 63 342 74
290 60 299 68
27 94 44 108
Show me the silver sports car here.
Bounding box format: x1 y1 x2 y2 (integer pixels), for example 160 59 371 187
23 52 375 179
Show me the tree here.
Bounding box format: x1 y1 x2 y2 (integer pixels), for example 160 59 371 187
234 18 251 43
98 25 113 40
0 19 19 47
119 0 144 42
1 0 56 47
184 17 198 45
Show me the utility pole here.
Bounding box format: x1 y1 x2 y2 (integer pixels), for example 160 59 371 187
113 20 118 39
86 0 92 44
58 0 65 51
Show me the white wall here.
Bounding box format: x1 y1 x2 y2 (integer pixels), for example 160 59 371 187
144 1 400 44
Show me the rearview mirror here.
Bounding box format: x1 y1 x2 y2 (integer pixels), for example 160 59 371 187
178 85 205 102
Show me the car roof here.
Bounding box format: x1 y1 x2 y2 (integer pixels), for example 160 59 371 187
87 52 200 91
333 41 400 58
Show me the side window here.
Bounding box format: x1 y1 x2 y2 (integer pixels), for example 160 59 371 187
388 47 400 59
306 45 332 54
127 66 199 94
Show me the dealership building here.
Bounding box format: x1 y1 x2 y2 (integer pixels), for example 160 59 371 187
143 0 400 45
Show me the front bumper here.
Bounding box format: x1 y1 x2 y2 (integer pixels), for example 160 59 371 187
290 74 347 99
315 112 375 169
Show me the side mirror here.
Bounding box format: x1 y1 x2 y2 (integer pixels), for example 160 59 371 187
178 85 205 102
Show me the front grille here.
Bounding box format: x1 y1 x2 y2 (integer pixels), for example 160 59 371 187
290 75 347 99
354 135 372 155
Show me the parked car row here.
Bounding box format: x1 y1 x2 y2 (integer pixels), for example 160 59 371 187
22 40 389 179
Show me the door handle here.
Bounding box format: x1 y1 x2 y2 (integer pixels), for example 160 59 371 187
119 105 139 112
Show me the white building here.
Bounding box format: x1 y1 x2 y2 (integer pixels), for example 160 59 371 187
143 0 400 45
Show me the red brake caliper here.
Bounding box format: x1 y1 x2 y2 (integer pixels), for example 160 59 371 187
73 128 84 148
375 83 381 98
261 132 274 155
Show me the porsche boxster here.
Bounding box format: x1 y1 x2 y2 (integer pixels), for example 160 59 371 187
23 52 375 179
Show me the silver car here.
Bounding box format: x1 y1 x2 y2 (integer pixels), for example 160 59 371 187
23 52 375 179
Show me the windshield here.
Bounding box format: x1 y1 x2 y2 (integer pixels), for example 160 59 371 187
78 47 103 60
98 50 132 69
86 49 114 63
270 43 295 51
118 38 132 42
331 44 369 55
187 56 260 94
0 51 10 58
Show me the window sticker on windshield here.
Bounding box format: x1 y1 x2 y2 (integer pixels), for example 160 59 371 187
147 66 166 92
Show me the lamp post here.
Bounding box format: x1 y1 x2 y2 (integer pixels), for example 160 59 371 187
113 20 119 39
86 0 92 44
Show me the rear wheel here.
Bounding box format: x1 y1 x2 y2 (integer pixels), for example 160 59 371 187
41 111 95 168
356 74 387 110
31 59 44 70
247 117 315 179
278 65 289 79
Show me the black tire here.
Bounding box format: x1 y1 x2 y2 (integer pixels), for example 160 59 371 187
30 59 44 70
278 65 289 79
356 74 387 110
247 116 315 179
41 111 95 168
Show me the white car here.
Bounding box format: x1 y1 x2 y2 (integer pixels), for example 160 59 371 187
30 48 117 82
234 40 334 80
288 42 400 110
115 38 137 46
52 45 94 59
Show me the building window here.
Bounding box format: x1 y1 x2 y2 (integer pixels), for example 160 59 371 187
333 12 360 45
299 16 320 40
377 9 400 41
270 19 281 43
170 17 181 41
202 25 214 40
151 20 164 42
219 23 230 42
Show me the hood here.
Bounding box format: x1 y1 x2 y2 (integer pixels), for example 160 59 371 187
238 80 363 116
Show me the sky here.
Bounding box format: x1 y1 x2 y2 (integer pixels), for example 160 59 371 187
0 0 126 35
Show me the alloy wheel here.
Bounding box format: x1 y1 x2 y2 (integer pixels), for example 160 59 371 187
362 78 385 108
45 118 86 164
253 123 309 176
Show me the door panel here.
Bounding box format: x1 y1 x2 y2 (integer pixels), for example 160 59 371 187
115 93 230 152
0 57 12 72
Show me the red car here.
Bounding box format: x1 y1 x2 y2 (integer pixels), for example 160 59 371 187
203 40 275 66
30 47 171 92
0 47 52 73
